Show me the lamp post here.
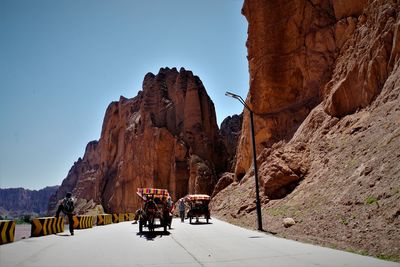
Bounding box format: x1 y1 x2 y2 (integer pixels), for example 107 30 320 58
225 91 263 231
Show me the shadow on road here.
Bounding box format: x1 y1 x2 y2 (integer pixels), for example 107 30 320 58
258 229 278 235
188 222 213 225
136 231 170 241
56 233 73 237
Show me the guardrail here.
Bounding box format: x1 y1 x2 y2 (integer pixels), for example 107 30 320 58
112 213 126 223
31 217 64 237
97 214 112 225
125 213 135 221
21 211 136 240
0 220 16 245
72 215 93 229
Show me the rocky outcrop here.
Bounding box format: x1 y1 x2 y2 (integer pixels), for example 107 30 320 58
0 186 58 218
50 68 227 214
211 172 235 198
212 0 400 261
258 142 309 200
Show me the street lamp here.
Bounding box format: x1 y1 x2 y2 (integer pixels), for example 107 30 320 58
225 91 263 231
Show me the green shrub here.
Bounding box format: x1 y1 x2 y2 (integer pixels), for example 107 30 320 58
365 196 378 205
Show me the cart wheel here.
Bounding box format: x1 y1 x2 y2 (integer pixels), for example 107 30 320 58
139 220 143 233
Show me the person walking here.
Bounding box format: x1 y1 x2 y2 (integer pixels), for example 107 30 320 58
166 197 174 229
178 198 185 222
56 192 75 235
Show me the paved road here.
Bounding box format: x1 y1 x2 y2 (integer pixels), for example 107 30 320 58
1 218 398 267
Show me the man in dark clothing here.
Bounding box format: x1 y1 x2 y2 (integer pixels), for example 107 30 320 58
178 198 185 222
56 192 75 235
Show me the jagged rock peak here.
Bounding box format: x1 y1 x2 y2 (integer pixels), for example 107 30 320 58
49 67 228 215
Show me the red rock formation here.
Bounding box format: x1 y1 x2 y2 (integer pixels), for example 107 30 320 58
211 172 234 198
236 0 337 178
50 68 227 214
325 0 398 117
212 0 400 260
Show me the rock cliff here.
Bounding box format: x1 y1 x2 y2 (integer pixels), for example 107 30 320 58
49 67 227 214
235 0 337 178
212 0 400 261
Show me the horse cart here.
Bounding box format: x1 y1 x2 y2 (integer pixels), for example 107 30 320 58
186 194 211 224
136 188 173 233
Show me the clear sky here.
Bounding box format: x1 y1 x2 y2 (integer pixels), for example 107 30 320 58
0 0 249 190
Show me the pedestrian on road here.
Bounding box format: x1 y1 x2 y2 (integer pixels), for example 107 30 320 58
178 198 185 222
167 196 174 229
56 192 75 236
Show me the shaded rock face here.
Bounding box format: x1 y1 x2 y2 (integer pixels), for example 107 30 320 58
212 0 400 260
49 68 226 214
219 114 243 171
0 186 59 217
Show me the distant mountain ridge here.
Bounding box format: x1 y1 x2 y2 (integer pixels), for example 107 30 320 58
0 186 59 218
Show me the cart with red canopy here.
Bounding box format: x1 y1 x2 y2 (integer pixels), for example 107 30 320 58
185 194 211 224
136 188 171 232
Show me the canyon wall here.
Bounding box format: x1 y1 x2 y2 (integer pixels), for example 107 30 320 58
49 67 227 214
212 0 400 260
235 0 337 178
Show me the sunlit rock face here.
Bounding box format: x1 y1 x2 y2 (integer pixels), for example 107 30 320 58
324 0 397 117
49 67 227 214
236 0 337 178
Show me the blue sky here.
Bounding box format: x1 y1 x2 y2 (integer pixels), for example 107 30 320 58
0 0 248 190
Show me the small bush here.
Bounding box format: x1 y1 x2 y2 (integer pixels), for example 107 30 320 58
340 218 349 225
376 254 398 261
365 196 378 205
15 214 32 224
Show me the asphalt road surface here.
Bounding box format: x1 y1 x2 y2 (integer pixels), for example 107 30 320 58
1 218 398 267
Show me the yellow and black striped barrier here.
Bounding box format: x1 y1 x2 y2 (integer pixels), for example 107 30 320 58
125 213 135 221
112 213 125 223
72 215 93 229
0 220 16 245
97 214 112 225
31 217 64 237
112 213 119 223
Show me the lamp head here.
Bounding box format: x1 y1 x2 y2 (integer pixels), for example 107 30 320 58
225 91 240 99
225 91 251 111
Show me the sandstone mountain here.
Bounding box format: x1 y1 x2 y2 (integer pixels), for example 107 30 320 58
211 0 400 261
49 67 228 214
0 186 58 218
